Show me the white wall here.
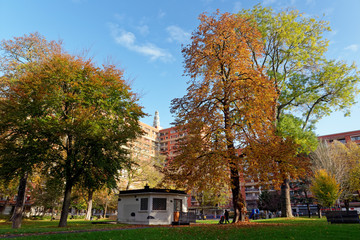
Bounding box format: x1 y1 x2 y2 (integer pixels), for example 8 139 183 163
117 193 187 225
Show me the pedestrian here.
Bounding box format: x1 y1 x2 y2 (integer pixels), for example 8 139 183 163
219 215 225 224
224 210 230 224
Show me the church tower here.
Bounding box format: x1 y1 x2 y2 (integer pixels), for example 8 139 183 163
153 110 161 129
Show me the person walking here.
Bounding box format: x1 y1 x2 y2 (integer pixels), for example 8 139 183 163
224 210 230 224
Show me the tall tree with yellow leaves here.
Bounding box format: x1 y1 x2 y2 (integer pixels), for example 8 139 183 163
168 11 277 222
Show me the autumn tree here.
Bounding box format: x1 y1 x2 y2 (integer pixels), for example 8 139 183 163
310 169 341 210
239 5 360 217
122 153 165 191
167 11 277 222
243 114 316 217
310 140 360 211
0 33 62 228
92 188 118 219
1 33 145 227
29 53 144 227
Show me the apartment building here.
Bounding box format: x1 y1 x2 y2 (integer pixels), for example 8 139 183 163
318 130 360 144
243 130 360 210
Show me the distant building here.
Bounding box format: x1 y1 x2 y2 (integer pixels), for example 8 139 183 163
318 130 360 144
243 130 360 211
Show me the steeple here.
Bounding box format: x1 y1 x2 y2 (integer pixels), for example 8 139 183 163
153 110 160 129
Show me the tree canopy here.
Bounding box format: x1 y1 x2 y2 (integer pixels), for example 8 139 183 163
310 169 341 208
238 4 359 217
167 11 277 222
0 33 145 227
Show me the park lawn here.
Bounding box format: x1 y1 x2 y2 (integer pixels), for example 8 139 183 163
0 219 129 235
1 217 359 240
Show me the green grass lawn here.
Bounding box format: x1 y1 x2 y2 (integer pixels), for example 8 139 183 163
1 217 359 240
0 218 127 235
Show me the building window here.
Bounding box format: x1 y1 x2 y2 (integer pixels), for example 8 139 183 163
140 198 148 210
351 136 360 141
152 198 166 210
337 138 346 143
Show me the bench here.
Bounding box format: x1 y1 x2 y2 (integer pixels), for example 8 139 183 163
325 211 360 224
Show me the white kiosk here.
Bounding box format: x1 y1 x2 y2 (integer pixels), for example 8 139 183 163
117 186 193 225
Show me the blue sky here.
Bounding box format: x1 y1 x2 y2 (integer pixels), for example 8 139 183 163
1 0 359 136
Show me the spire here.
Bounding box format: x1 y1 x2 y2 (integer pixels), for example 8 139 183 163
153 110 160 129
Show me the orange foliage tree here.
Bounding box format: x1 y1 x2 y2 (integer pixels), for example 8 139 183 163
1 33 145 228
166 11 277 222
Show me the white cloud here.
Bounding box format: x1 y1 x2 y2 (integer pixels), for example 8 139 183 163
166 25 191 44
109 23 173 62
344 44 359 52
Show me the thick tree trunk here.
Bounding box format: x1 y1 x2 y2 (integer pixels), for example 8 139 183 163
223 104 246 223
280 178 293 218
85 190 93 220
58 181 73 227
11 172 28 229
103 201 108 219
230 168 246 223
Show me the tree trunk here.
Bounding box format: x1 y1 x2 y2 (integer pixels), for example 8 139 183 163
280 178 293 218
223 104 246 223
41 207 46 217
50 208 54 221
344 200 350 213
306 203 311 218
85 190 93 220
11 172 28 229
317 205 322 218
230 167 246 223
103 201 108 219
304 190 311 218
58 181 72 227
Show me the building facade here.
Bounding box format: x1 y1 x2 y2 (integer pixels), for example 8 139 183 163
318 130 360 144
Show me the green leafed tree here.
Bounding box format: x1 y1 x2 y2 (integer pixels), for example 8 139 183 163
0 33 145 228
0 33 62 228
30 171 64 219
258 190 281 213
33 53 144 227
238 5 360 217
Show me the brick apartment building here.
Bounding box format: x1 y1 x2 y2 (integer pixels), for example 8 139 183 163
244 129 360 211
318 130 360 144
